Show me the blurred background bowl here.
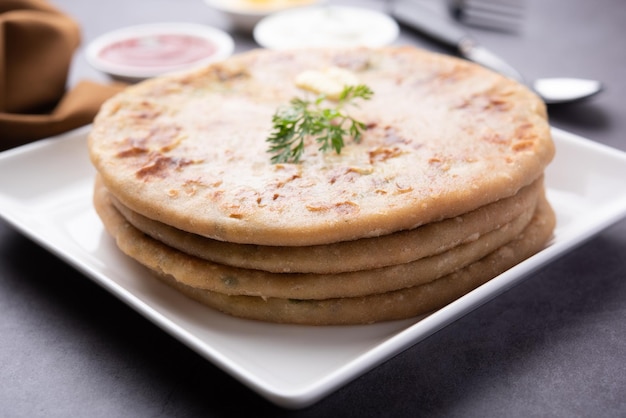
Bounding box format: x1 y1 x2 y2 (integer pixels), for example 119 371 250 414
86 22 234 83
204 0 327 33
253 5 399 49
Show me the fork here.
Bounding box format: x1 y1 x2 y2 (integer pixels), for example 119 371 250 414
447 0 526 32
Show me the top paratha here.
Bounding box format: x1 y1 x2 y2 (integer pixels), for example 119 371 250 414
88 46 554 246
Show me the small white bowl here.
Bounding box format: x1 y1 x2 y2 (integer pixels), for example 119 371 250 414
204 0 326 33
253 5 399 49
86 22 235 83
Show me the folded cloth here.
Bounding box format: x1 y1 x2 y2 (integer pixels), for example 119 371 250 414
0 0 125 151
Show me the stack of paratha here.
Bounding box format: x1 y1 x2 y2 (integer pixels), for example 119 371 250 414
88 46 556 325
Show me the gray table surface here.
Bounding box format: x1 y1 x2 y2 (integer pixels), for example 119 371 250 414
1 0 625 416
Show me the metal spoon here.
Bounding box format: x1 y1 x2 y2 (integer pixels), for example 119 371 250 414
459 40 603 104
390 1 604 105
531 77 603 105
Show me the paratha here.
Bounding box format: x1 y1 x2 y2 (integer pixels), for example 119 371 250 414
95 180 555 325
88 46 554 246
94 177 540 299
107 177 543 273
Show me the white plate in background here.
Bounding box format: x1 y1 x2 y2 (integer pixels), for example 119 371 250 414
204 0 327 32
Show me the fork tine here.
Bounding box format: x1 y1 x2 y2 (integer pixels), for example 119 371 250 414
448 0 527 33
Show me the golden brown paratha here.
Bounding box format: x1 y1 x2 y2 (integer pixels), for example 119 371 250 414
93 178 540 299
88 46 554 246
107 177 543 273
95 181 555 325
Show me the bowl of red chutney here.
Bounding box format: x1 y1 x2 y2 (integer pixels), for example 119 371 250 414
86 22 235 83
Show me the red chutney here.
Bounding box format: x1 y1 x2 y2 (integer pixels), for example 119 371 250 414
99 34 217 68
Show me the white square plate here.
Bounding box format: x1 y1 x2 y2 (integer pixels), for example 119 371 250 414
1 126 625 409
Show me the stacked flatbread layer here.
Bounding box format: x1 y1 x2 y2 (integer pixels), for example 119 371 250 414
89 46 556 325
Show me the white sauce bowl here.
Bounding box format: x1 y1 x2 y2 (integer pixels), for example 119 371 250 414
253 5 400 49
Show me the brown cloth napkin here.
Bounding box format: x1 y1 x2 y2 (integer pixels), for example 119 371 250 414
0 0 125 151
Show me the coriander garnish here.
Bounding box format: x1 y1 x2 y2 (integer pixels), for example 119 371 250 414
266 84 374 164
